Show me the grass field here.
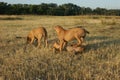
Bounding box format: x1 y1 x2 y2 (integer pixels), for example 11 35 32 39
0 15 120 80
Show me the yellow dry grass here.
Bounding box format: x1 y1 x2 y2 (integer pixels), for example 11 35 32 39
0 15 120 80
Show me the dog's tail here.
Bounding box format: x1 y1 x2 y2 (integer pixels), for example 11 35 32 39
77 26 90 34
43 27 48 47
43 28 48 39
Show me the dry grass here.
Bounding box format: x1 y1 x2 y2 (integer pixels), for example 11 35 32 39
0 15 120 80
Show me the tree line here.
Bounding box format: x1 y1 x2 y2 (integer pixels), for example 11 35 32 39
0 2 120 16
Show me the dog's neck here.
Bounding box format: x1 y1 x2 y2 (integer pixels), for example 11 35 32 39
57 27 66 34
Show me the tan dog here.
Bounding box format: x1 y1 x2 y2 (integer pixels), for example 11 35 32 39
27 27 48 48
54 25 89 52
52 41 85 54
66 45 85 54
53 42 60 50
52 41 60 53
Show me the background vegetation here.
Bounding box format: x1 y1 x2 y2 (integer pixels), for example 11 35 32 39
0 15 120 80
0 2 120 16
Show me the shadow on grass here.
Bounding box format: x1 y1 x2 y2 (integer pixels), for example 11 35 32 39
0 17 23 20
86 36 120 52
0 36 119 55
86 36 110 41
